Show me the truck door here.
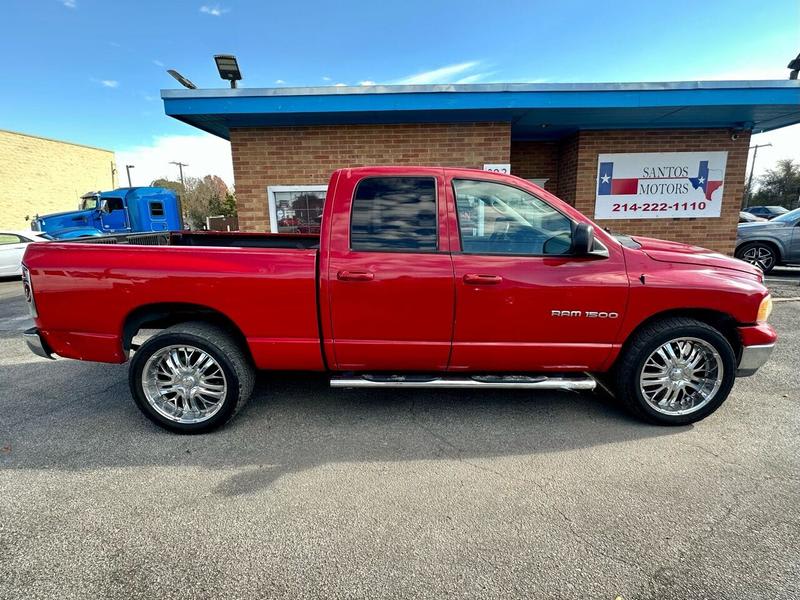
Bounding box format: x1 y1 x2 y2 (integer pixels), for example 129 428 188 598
324 170 455 371
99 197 128 232
446 176 629 372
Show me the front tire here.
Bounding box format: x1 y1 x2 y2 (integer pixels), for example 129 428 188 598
614 317 736 425
736 242 778 273
129 322 255 433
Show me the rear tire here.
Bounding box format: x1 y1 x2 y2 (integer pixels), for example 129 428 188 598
129 322 255 433
735 242 778 273
614 317 736 425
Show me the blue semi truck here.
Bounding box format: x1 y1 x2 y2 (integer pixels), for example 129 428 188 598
31 187 182 239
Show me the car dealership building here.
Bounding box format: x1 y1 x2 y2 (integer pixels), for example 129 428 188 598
162 80 800 254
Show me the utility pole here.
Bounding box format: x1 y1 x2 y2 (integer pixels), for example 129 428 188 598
125 164 135 187
170 161 188 189
745 143 772 207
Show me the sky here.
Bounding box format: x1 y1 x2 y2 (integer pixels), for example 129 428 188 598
1 0 798 187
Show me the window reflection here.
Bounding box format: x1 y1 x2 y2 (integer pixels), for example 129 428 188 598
454 180 572 255
351 177 437 251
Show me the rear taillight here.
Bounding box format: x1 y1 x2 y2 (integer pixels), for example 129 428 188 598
21 265 37 318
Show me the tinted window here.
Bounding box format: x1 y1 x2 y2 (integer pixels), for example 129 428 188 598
454 179 573 255
105 197 124 211
150 201 165 217
351 177 437 252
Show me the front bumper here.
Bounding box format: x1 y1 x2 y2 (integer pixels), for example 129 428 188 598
736 322 777 376
23 327 55 360
737 344 774 376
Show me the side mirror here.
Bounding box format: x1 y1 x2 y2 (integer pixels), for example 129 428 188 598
572 223 594 255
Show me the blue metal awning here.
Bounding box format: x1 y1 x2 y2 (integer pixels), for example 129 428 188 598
161 80 800 140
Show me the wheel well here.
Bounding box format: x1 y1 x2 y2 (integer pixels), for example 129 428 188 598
122 303 250 358
618 308 742 363
736 239 783 261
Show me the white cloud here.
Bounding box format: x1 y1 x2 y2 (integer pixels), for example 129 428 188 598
392 61 481 85
749 124 800 181
61 0 76 8
91 78 119 88
359 80 376 86
153 59 165 67
322 76 332 81
275 79 286 84
334 83 347 87
200 4 228 16
115 134 233 188
143 94 157 102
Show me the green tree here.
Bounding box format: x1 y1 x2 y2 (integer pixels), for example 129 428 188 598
750 159 800 209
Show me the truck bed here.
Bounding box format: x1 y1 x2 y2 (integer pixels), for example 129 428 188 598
61 230 321 249
24 233 324 370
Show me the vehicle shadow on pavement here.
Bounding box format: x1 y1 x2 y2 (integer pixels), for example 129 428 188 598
0 353 689 496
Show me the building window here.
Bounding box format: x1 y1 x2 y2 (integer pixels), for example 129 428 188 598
350 177 437 252
267 185 327 234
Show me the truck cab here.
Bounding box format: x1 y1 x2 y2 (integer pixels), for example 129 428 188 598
31 187 182 239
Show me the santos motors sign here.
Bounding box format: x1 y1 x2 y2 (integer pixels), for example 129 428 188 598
594 152 728 219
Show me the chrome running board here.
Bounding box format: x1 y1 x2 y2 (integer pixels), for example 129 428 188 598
330 374 596 391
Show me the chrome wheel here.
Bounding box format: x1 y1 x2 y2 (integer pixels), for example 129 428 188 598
141 345 228 424
639 337 723 416
740 245 776 272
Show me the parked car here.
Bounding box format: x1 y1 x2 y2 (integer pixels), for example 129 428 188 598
739 211 766 223
21 167 776 433
0 231 50 277
30 187 182 239
735 207 800 273
742 205 790 220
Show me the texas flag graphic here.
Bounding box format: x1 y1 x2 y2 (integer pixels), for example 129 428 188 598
598 160 723 201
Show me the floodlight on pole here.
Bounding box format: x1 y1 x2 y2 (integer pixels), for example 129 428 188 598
788 52 800 80
167 69 198 89
214 54 242 88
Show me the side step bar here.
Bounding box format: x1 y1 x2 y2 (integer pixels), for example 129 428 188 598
330 374 596 391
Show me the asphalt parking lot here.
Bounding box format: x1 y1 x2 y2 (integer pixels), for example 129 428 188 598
0 277 798 600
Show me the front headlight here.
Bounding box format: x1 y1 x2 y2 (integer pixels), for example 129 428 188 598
757 294 773 323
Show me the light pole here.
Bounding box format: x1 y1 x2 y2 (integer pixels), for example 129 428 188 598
745 143 772 207
170 161 188 189
125 164 135 187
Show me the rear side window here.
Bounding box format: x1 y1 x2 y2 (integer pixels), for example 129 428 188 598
0 234 22 245
350 177 437 252
150 201 165 217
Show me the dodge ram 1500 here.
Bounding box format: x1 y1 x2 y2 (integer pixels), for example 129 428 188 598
22 167 776 433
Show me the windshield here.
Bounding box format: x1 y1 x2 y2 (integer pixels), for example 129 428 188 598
80 197 99 210
772 207 800 224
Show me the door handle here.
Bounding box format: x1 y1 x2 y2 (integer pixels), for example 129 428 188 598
337 270 374 282
463 274 503 285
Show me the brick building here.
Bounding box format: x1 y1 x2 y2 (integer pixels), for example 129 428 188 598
162 81 800 254
0 129 116 230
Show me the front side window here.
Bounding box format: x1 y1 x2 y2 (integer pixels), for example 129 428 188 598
350 177 437 252
454 179 573 255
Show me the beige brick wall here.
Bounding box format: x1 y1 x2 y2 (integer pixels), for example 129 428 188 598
231 122 511 231
0 129 116 230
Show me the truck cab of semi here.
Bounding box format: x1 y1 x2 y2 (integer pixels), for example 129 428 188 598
31 187 182 239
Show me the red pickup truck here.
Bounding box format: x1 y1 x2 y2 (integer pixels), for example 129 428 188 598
22 167 776 433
